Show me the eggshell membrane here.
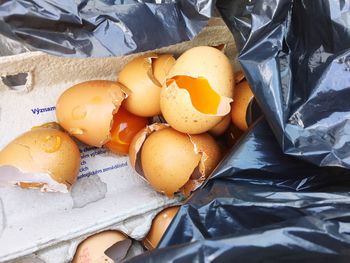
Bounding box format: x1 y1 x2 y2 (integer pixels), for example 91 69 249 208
118 54 175 117
72 231 131 263
209 113 231 137
140 128 201 197
161 46 234 134
143 206 180 250
0 128 80 192
231 80 254 131
56 80 126 147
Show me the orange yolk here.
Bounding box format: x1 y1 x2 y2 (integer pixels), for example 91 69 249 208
167 76 221 115
105 107 148 155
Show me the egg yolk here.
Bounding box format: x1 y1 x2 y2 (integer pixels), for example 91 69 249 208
167 76 221 115
105 107 148 155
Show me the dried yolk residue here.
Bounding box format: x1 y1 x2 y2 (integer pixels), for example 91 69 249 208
167 76 221 115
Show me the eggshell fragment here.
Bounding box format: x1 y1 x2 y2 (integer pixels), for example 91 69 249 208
234 70 245 84
56 80 127 147
118 54 175 117
72 231 131 263
143 206 180 250
209 113 231 137
153 54 177 85
161 46 234 134
0 128 80 192
231 79 254 131
181 133 221 196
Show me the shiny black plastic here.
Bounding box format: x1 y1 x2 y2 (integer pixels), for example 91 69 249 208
218 0 350 168
0 0 214 57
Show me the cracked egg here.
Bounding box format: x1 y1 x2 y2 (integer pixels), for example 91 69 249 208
56 80 130 148
118 53 176 117
129 125 221 197
0 127 80 193
160 46 234 134
72 230 131 263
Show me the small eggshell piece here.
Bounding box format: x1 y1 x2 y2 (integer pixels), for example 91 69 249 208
143 206 180 250
209 113 231 137
231 80 254 131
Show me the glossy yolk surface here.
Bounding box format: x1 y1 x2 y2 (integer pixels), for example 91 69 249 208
105 107 148 155
167 76 221 114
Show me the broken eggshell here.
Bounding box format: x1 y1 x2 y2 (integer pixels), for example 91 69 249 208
118 53 176 117
231 74 254 131
72 230 131 263
129 123 169 176
0 127 80 193
209 113 232 137
129 125 221 197
160 46 234 134
143 206 180 250
104 106 149 155
56 80 128 147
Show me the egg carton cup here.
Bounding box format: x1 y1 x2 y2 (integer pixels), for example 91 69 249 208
0 18 237 263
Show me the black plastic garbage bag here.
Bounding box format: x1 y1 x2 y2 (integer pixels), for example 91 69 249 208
2 0 350 262
218 0 350 168
0 0 214 57
127 1 350 261
127 118 350 262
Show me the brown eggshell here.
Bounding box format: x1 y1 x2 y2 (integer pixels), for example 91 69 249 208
160 46 234 134
72 231 131 263
0 128 80 192
56 80 126 147
231 80 254 131
118 54 175 117
143 206 180 250
160 79 232 134
209 113 232 137
167 46 233 98
128 123 169 171
234 71 245 84
189 133 221 177
140 128 201 197
180 133 221 196
153 54 176 85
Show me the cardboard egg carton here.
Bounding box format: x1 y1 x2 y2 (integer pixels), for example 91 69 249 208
0 18 237 263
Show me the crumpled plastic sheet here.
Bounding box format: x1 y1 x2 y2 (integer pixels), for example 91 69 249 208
0 0 214 57
217 0 350 169
127 118 350 262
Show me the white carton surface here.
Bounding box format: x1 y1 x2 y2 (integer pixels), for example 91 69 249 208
0 20 237 263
